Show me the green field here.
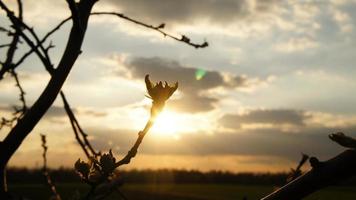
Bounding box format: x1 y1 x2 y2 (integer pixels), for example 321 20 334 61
8 183 356 200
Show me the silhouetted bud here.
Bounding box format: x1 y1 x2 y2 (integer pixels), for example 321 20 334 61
145 74 178 116
74 159 90 179
181 35 190 43
201 41 209 48
157 23 165 29
100 150 116 174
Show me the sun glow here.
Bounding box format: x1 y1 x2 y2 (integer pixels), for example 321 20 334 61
151 110 183 136
128 106 215 137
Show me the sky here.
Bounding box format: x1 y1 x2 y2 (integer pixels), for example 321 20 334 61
1 0 356 172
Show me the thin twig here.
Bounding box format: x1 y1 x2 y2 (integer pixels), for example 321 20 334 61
0 0 26 131
0 1 53 77
0 70 27 130
0 26 12 34
115 117 154 167
60 92 91 159
0 44 11 48
40 134 61 200
91 12 208 49
10 69 27 112
60 91 100 158
0 0 22 79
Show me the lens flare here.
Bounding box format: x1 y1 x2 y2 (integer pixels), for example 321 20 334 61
195 69 206 80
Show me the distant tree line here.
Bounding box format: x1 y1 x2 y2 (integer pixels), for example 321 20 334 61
6 168 356 186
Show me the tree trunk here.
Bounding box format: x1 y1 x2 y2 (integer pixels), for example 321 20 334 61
0 165 6 196
0 0 97 196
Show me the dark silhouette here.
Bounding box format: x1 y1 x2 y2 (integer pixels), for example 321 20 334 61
0 0 203 198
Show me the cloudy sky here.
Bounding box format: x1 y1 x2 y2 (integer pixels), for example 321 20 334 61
1 0 356 172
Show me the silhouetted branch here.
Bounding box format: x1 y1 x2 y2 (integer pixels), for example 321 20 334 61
0 1 97 195
115 122 153 167
286 153 309 183
0 44 11 48
261 134 356 200
0 0 23 80
60 91 100 159
40 134 61 200
4 8 208 79
0 26 12 34
0 0 26 131
0 3 53 77
31 10 208 60
1 0 103 162
329 132 356 149
0 69 28 130
66 0 82 31
11 69 27 112
91 12 209 49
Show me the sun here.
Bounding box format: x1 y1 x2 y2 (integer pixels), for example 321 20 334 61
151 110 184 136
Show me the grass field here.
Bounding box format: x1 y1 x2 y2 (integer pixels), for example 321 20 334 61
8 183 356 200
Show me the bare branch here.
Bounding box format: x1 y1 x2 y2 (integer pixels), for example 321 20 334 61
261 149 356 200
329 132 356 149
60 91 100 159
1 0 97 179
91 11 208 49
115 122 153 167
0 26 12 34
3 7 208 80
0 0 54 78
40 134 61 200
1 1 100 162
66 0 82 30
0 44 11 49
0 0 26 132
0 0 23 80
10 69 27 112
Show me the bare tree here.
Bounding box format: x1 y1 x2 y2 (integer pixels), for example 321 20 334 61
0 0 206 198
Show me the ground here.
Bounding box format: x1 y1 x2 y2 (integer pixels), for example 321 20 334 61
9 183 356 200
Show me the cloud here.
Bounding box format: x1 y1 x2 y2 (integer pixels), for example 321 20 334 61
219 109 311 130
169 94 218 113
329 6 353 33
43 106 107 122
119 56 256 113
86 124 355 159
44 106 71 119
101 0 325 38
273 37 319 53
105 0 279 26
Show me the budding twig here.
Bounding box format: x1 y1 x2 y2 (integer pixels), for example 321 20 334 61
40 134 61 200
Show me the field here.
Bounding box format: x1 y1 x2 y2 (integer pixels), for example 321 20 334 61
9 183 356 200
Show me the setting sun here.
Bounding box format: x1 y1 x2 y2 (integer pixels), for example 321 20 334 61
151 110 184 136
